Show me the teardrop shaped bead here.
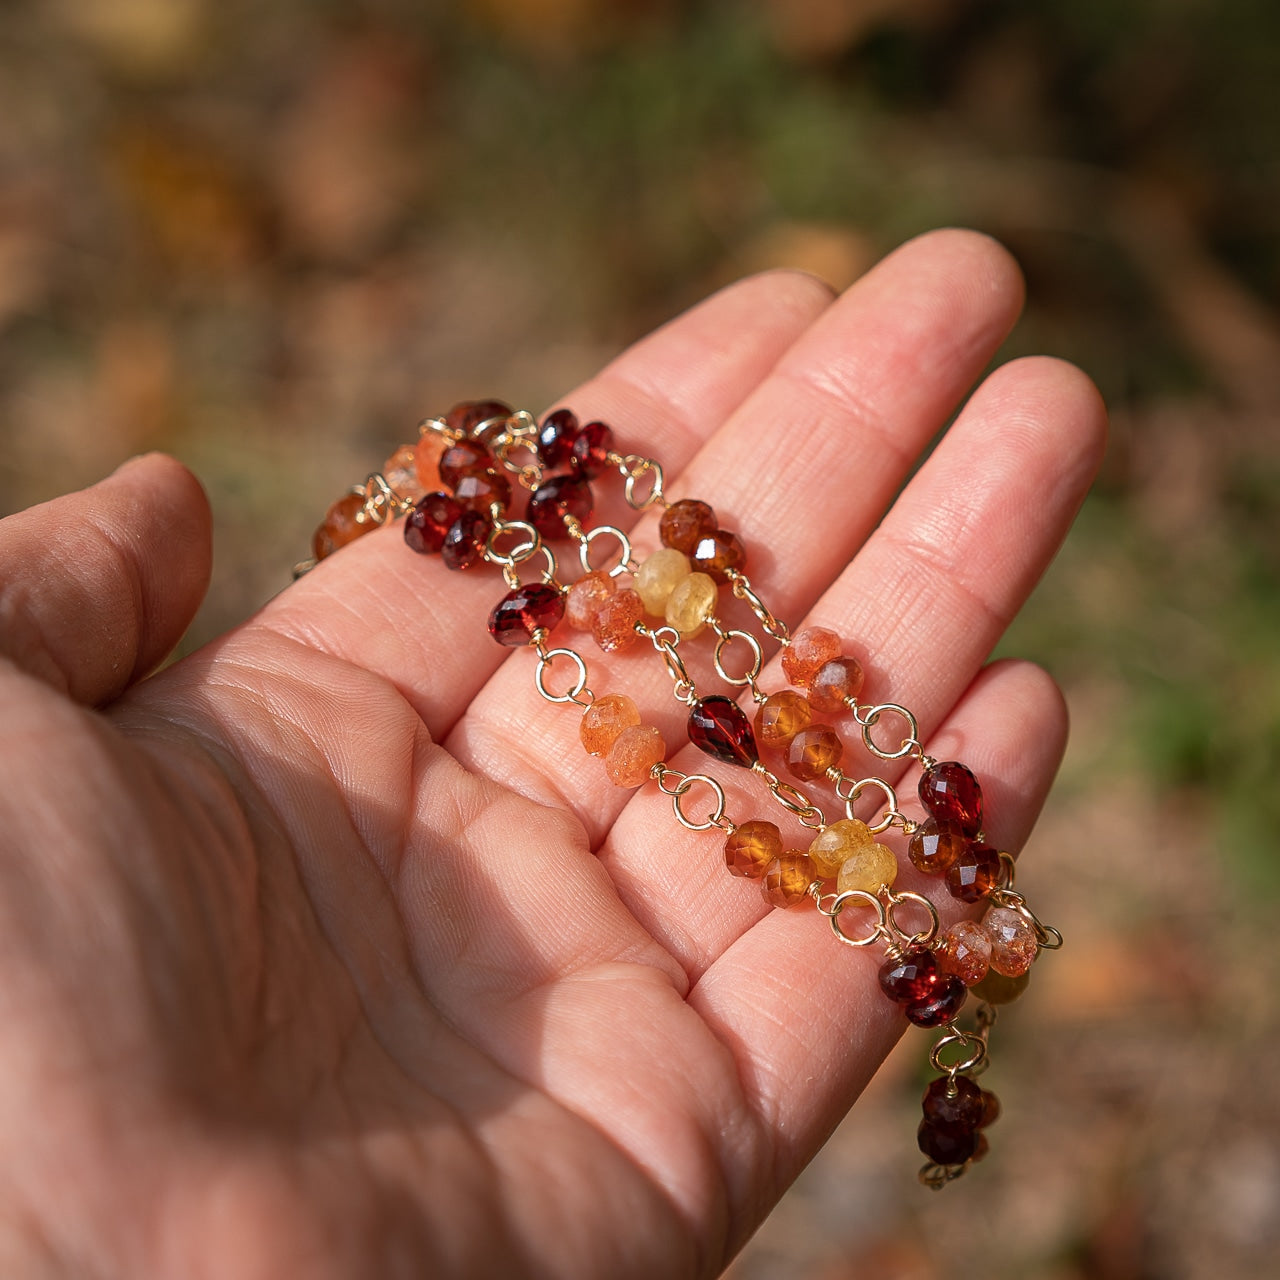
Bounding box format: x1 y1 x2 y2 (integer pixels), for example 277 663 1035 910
687 696 759 768
487 583 565 647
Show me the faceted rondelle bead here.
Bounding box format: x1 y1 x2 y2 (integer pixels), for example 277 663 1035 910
664 571 718 636
905 974 968 1028
879 947 939 1004
383 445 425 502
634 547 691 616
413 433 446 492
688 696 759 768
971 967 1031 1006
835 842 898 896
784 724 843 782
983 905 1038 977
312 493 369 560
917 1119 980 1166
907 817 969 876
922 1075 985 1131
440 510 490 571
979 1090 1001 1128
807 817 875 879
944 842 1001 903
935 919 992 986
579 693 642 756
807 656 865 713
604 723 666 788
754 690 813 752
536 407 579 469
724 820 784 879
444 399 512 437
591 588 645 654
781 626 842 689
689 529 747 583
658 498 717 555
404 491 464 555
488 583 566 647
527 474 593 540
438 439 492 490
761 853 815 908
570 420 614 477
452 466 511 515
919 760 984 838
564 570 617 630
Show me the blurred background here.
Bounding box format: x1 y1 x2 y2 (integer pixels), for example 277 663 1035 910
1 1 1278 1276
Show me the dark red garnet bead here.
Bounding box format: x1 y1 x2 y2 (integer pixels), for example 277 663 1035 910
878 946 940 1005
922 1075 985 1131
944 841 1001 903
488 583 565 647
570 419 614 477
439 439 492 490
905 974 968 1027
440 510 490 571
687 696 759 769
536 408 580 469
917 1118 980 1165
404 492 463 555
919 760 984 837
527 474 593 540
443 399 512 437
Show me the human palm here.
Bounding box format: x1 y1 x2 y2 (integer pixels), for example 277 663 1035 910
0 232 1104 1278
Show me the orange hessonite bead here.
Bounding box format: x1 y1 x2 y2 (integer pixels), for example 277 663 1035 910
724 820 784 879
984 906 1038 977
761 853 815 908
754 690 812 751
604 723 666 787
312 492 370 560
785 724 843 782
565 571 617 631
907 817 969 876
689 529 746 583
659 499 717 555
591 588 645 653
835 842 898 895
781 626 842 688
382 445 425 502
936 919 992 986
808 656 865 712
807 817 876 879
579 693 641 756
452 467 511 514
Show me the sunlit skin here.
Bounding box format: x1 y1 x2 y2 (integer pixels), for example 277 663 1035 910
0 231 1105 1278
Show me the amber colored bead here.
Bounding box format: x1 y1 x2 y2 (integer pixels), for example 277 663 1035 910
664 571 718 636
936 919 992 986
312 493 370 560
761 853 815 908
919 760 984 838
945 841 1001 903
905 974 967 1027
634 547 691 616
440 510 490 570
404 491 464 555
414 433 446 492
835 842 898 895
591 588 644 653
383 445 425 502
488 583 565 647
579 693 641 756
439 439 491 490
781 626 842 689
754 690 812 752
878 947 939 1004
971 967 1030 1006
978 1090 1000 1128
444 399 512 437
785 724 843 782
984 905 1038 977
688 696 758 768
604 723 665 788
570 420 614 477
452 466 511 515
917 1119 980 1166
907 817 969 876
659 498 717 555
724 820 784 879
527 473 593 540
808 656 865 713
536 407 579 469
690 529 746 583
807 817 875 879
922 1075 985 1131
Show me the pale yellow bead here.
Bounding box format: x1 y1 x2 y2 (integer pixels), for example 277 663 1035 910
836 842 898 895
808 818 876 879
664 571 718 636
635 547 691 615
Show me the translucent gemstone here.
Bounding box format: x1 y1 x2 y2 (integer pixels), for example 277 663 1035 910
907 818 969 876
905 974 967 1027
579 693 640 756
634 548 691 616
724 820 784 879
808 656 865 712
922 1075 985 1130
754 690 812 752
536 407 579 469
917 1119 979 1166
807 817 875 879
835 842 898 895
439 439 491 490
414 434 446 492
452 466 511 515
383 445 425 502
784 724 842 782
527 474 593 540
945 842 1001 903
404 491 464 555
689 529 746 583
312 493 370 560
570 420 614 477
878 947 939 1004
919 760 984 837
604 723 666 788
761 853 815 908
978 1090 1000 1128
664 571 718 636
688 696 758 768
971 968 1030 1006
781 626 842 689
487 583 566 646
658 498 716 555
936 919 992 986
591 588 644 653
440 511 490 570
444 399 512 437
983 905 1038 977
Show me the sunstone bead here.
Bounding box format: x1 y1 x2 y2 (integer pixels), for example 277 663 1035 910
754 690 812 752
781 626 842 689
724 820 784 879
536 407 579 469
312 493 369 560
984 905 1038 977
922 1075 985 1131
971 967 1030 1006
878 946 939 1004
665 571 718 636
578 693 640 756
438 439 491 490
907 817 969 876
604 723 665 787
785 724 842 782
382 445 424 502
404 491 463 555
688 696 758 768
835 841 898 895
634 547 691 615
945 841 1001 903
570 419 613 477
565 570 617 630
413 433 446 492
591 588 644 653
919 759 984 837
905 974 967 1027
808 656 865 712
690 529 746 583
443 399 512 437
807 817 875 879
488 583 565 646
761 853 815 908
917 1118 980 1166
936 919 992 986
659 498 716 555
440 510 490 570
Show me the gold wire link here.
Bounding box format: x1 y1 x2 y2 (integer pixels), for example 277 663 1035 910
710 625 765 693
920 1162 968 1190
823 887 891 948
725 570 790 643
751 763 826 829
989 886 1065 951
928 1024 990 1076
834 774 905 834
851 701 924 762
360 472 414 525
640 624 698 704
885 890 941 948
618 454 666 509
532 646 594 706
416 414 455 442
651 765 734 832
576 524 638 577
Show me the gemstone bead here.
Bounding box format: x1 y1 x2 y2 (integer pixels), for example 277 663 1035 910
659 499 716 555
591 588 644 653
724 820 784 879
488 583 565 646
984 905 1038 977
565 570 617 630
917 1119 980 1166
808 656 865 712
527 474 593 540
979 1090 1000 1128
907 818 969 876
971 967 1030 1006
536 407 579 468
664 571 718 636
754 690 812 752
922 1076 985 1131
807 817 875 879
570 420 614 477
438 439 492 490
604 723 666 787
452 466 511 515
688 696 758 768
383 445 425 502
936 919 992 986
784 724 842 782
878 947 939 1004
781 626 842 689
835 842 898 895
444 399 512 437
579 693 641 756
905 974 967 1027
312 493 369 560
919 760 984 837
440 510 490 570
690 529 746 583
404 491 464 555
634 548 691 615
945 842 1001 903
414 433 446 492
761 853 815 908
